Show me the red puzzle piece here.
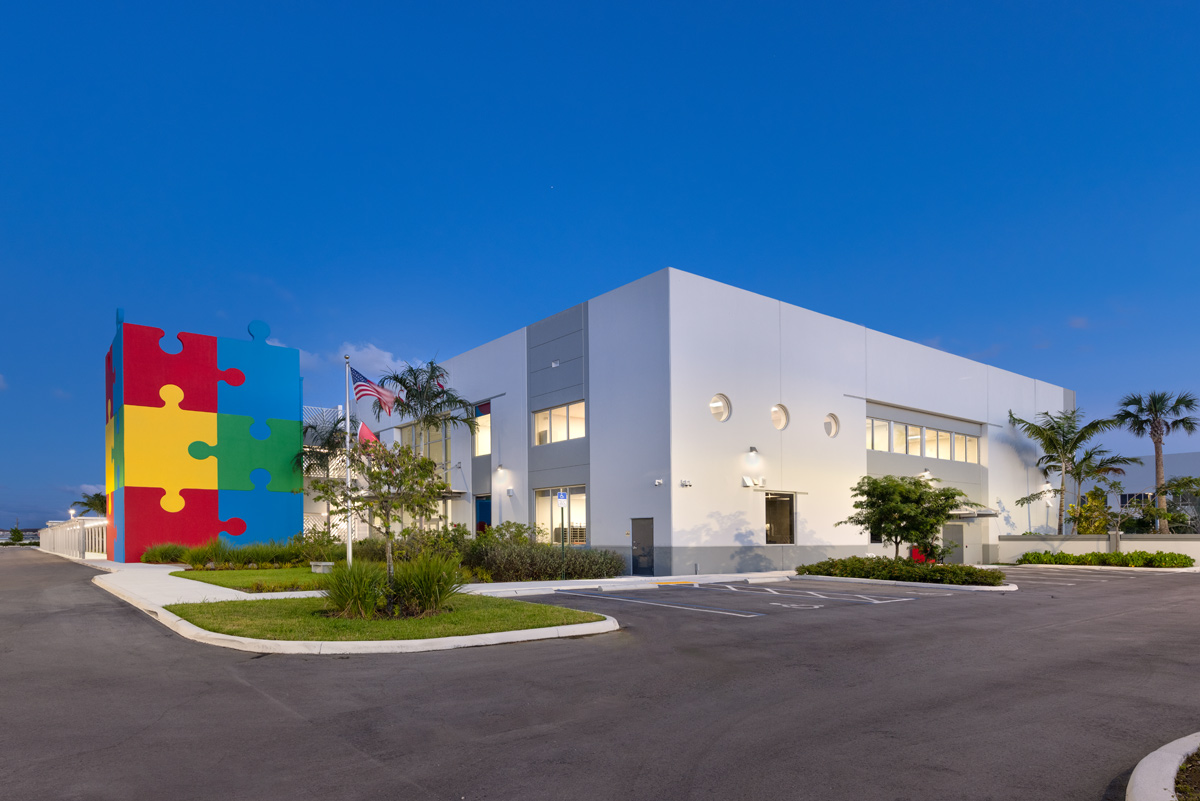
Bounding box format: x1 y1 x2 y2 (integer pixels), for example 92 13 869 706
123 487 246 562
122 323 245 413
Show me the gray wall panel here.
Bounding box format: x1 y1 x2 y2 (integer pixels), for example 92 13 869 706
528 331 585 373
529 358 584 400
528 305 585 347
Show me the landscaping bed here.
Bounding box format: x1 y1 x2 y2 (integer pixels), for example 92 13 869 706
165 594 603 641
1016 549 1194 567
170 567 322 592
1179 748 1200 801
796 556 1006 586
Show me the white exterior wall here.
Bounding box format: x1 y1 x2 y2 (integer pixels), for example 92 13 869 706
587 272 673 564
662 269 1067 571
443 330 529 528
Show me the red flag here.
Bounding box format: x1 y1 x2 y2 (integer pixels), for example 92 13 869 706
358 421 379 442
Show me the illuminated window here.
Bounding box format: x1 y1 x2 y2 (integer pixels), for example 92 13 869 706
474 403 491 457
938 430 951 460
535 485 587 544
965 436 979 463
924 428 938 459
534 401 585 446
953 433 966 462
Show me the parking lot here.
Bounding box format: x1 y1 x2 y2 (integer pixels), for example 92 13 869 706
7 549 1200 801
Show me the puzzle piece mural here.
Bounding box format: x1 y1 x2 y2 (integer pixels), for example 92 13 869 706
218 469 304 545
187 414 302 493
105 312 303 562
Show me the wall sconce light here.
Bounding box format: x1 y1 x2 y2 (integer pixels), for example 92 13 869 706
917 469 932 480
748 446 758 454
654 479 663 486
506 488 515 497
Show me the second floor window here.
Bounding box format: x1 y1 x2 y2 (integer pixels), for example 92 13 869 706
535 401 585 445
474 402 491 456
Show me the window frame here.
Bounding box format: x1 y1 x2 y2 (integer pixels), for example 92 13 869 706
533 401 587 446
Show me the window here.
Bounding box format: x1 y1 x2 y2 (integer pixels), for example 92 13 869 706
397 422 451 479
568 402 585 439
535 485 587 544
771 404 789 430
474 403 491 457
824 414 839 438
865 416 979 463
710 394 731 422
865 418 889 451
534 401 586 446
765 492 795 544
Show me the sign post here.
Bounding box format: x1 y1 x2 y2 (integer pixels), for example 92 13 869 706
557 491 568 580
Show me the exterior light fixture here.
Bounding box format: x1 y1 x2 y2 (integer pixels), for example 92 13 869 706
917 469 932 480
749 446 758 454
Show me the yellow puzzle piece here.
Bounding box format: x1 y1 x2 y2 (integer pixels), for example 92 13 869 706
123 384 218 511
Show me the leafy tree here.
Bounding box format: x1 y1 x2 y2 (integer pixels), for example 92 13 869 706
1066 488 1113 537
373 361 477 481
1116 476 1200 535
308 440 447 615
71 492 107 516
1008 409 1119 537
836 475 975 560
9 525 23 543
1115 391 1199 535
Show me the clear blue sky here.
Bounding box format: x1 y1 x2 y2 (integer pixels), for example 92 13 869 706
3 2 1198 527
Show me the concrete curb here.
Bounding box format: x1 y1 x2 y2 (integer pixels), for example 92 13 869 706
90 575 620 655
788 574 1018 592
36 549 117 573
1126 731 1200 800
986 563 1200 574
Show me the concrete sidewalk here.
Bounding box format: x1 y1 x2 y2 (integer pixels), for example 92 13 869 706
43 550 797 607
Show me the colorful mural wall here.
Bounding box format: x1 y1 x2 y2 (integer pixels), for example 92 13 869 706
105 311 303 562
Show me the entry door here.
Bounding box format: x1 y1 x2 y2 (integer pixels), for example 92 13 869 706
943 524 965 565
631 518 654 576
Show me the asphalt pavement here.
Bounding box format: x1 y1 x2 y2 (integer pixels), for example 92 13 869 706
3 547 1200 801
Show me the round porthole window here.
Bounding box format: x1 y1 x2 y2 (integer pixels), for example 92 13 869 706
771 404 789 430
824 413 840 438
709 394 731 422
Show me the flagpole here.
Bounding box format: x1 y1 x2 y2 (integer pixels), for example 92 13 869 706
344 355 353 567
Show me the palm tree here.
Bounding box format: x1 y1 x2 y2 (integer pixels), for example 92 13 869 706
374 360 477 436
1008 409 1120 536
72 492 107 516
1115 391 1199 535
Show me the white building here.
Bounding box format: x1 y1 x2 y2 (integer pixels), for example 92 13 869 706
354 269 1072 575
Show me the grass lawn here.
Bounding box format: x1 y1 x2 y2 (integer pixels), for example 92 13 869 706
165 594 605 641
170 567 323 592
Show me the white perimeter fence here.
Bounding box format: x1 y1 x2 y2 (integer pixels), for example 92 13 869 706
39 518 107 559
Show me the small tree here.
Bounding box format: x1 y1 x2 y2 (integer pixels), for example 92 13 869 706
9 526 23 543
308 440 447 615
1066 488 1112 537
837 475 976 560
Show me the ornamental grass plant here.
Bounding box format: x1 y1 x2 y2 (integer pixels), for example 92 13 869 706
320 560 386 619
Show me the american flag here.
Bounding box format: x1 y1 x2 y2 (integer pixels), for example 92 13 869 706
350 367 397 416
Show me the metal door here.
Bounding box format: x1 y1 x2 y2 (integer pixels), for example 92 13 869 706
631 518 654 576
943 524 965 565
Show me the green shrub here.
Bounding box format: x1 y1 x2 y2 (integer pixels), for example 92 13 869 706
140 543 187 563
390 552 466 616
463 543 625 582
1015 550 1194 568
320 560 386 619
350 537 387 563
795 556 1005 586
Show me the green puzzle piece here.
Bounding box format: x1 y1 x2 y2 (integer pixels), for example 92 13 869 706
187 414 302 492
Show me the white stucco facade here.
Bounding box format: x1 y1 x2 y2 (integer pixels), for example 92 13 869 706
358 268 1071 574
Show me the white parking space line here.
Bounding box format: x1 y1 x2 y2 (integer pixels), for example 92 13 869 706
700 583 915 605
555 591 763 618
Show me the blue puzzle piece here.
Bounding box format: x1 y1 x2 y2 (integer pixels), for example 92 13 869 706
111 487 125 563
216 320 301 422
219 468 304 545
